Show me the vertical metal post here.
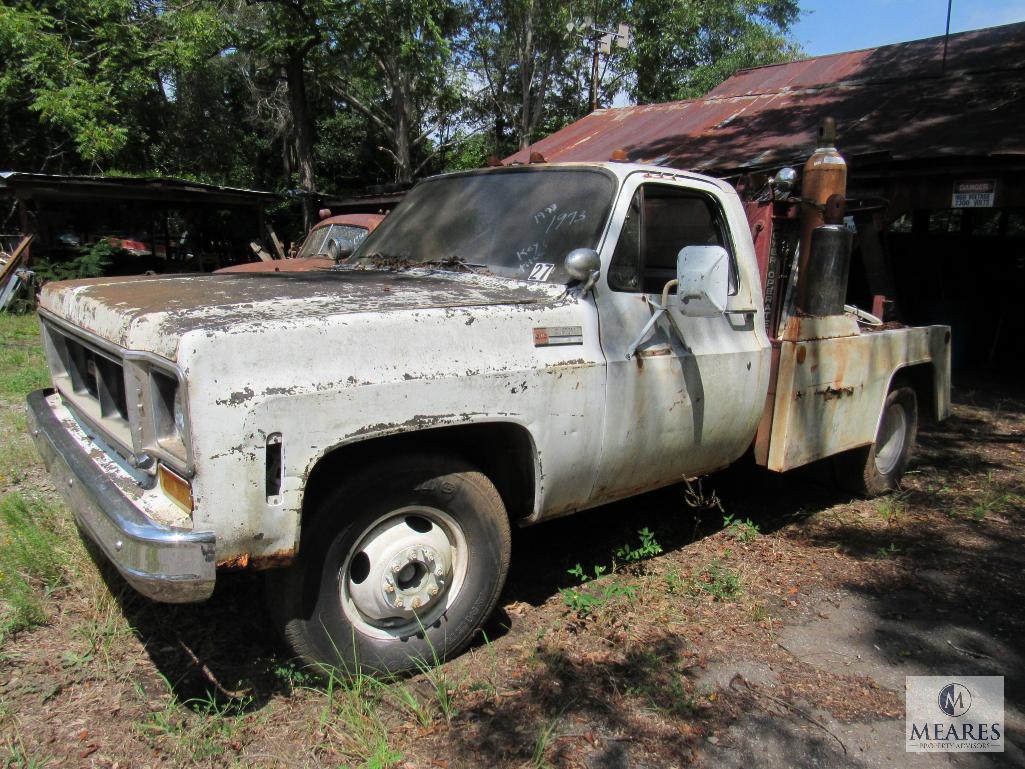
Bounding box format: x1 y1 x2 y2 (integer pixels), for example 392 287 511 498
942 0 953 75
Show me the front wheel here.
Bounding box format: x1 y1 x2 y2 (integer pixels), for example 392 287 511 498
834 381 918 497
267 453 511 675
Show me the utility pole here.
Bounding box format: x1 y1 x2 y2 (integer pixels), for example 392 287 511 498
567 18 632 113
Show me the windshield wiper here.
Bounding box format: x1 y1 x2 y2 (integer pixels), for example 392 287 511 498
354 253 489 275
418 256 489 274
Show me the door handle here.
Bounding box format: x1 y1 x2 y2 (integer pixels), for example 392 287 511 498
724 308 758 315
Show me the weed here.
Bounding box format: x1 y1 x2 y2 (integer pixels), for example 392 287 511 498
467 629 500 699
567 562 607 583
876 491 910 525
560 587 602 616
683 478 723 512
613 527 663 564
408 627 459 723
957 479 1022 521
751 604 772 623
664 569 683 594
317 664 400 766
687 558 742 601
136 683 250 763
531 716 561 769
342 741 403 769
31 241 113 285
2 740 53 769
640 676 697 717
387 682 433 728
601 579 638 602
722 513 760 542
562 575 640 617
874 543 902 559
272 660 316 688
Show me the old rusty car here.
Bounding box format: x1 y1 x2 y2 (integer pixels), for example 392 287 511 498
217 212 384 273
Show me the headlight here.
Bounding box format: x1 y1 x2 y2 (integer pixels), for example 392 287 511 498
173 386 186 440
150 369 188 461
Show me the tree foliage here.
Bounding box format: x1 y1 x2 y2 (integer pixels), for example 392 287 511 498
0 0 802 192
627 0 800 103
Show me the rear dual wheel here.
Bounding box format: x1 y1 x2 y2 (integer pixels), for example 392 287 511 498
267 453 511 675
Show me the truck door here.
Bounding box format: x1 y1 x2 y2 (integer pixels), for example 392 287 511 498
590 177 771 504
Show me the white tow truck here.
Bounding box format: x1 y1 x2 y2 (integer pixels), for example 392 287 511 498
28 156 950 673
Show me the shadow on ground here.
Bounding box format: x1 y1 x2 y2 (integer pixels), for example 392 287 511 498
82 377 1025 769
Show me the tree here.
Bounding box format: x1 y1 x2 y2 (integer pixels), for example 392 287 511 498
227 0 338 225
627 0 800 104
462 0 574 153
0 0 164 168
326 0 465 184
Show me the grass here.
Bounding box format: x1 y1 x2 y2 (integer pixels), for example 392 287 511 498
0 313 49 399
687 557 743 601
957 473 1023 521
315 665 406 768
875 491 910 525
531 715 561 769
0 314 49 488
0 313 102 645
0 493 70 639
135 679 253 764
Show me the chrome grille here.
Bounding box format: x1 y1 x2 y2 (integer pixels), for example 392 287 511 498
43 322 134 454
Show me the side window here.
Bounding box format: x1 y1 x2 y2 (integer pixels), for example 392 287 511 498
608 189 641 291
608 184 738 294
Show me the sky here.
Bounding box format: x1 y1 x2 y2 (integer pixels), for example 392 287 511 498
792 0 1025 56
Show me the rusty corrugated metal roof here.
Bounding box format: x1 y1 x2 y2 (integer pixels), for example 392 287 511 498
505 21 1025 175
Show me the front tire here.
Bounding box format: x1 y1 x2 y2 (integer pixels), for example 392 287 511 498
834 380 918 497
268 452 511 675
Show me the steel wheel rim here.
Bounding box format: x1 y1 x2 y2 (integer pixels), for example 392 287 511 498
874 401 907 476
339 506 468 641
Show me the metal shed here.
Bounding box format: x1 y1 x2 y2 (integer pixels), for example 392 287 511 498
0 172 281 274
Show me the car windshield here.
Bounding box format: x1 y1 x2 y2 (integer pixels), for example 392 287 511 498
300 223 370 258
348 167 616 284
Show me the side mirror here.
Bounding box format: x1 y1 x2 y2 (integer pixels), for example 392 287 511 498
675 245 729 316
563 248 600 282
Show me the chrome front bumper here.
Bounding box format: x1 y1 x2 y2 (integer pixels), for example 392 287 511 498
27 389 216 603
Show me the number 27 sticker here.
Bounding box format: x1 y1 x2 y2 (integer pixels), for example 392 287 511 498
528 262 555 281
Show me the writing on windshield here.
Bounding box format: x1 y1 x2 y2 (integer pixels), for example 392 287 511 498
351 167 615 284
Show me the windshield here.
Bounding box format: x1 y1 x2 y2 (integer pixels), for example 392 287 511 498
349 167 616 283
300 223 370 258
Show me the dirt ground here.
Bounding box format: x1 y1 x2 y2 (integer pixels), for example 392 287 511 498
2 372 1024 769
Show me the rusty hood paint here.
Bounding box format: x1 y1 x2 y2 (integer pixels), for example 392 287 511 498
39 269 565 360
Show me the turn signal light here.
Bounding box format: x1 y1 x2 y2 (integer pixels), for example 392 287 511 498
158 464 193 514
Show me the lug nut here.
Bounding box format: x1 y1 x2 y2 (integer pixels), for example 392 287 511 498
435 568 444 577
392 563 401 573
412 598 421 608
428 586 439 596
395 598 403 608
384 584 394 593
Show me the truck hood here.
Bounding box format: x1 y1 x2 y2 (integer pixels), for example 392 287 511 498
39 268 566 360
